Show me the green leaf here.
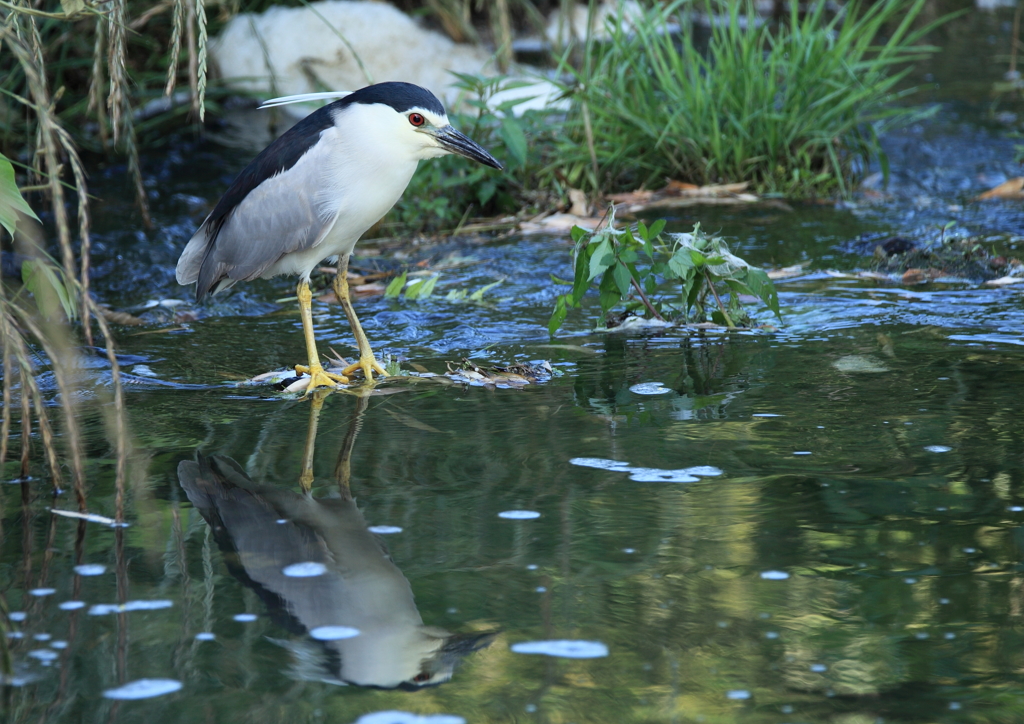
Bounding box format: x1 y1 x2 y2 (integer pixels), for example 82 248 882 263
60 0 85 15
690 249 707 266
588 238 613 281
405 274 439 300
548 295 568 336
0 153 39 238
667 249 694 278
613 262 632 297
469 278 503 301
549 274 573 286
649 219 666 238
637 221 649 241
499 116 528 168
619 248 639 265
599 289 620 315
384 271 407 299
744 267 782 320
21 259 75 320
570 225 588 244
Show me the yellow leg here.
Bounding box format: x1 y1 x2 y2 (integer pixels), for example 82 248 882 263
298 389 328 492
334 254 387 381
294 280 349 390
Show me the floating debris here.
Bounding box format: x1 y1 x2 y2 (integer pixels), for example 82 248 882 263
444 360 553 388
608 180 760 214
510 640 609 659
570 457 722 483
282 562 327 578
310 626 360 641
103 679 183 700
498 510 541 520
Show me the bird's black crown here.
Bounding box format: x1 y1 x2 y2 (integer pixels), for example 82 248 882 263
344 81 446 117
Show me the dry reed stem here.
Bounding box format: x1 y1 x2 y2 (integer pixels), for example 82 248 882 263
0 332 11 472
14 310 88 508
87 298 128 523
54 124 93 346
490 0 512 71
88 14 110 150
0 310 65 492
165 0 185 96
106 0 128 144
196 0 207 120
185 0 198 116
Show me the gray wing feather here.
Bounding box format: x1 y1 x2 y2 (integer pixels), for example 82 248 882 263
175 144 336 298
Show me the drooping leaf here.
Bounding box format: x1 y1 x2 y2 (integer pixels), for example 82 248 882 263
744 267 782 319
384 271 407 299
548 295 568 336
21 259 76 320
588 238 613 281
0 153 39 238
613 262 632 297
648 219 666 238
469 278 504 301
499 116 528 168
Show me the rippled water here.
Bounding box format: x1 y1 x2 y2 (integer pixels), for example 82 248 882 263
6 8 1024 723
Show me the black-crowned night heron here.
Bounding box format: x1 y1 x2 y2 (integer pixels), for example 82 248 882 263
176 82 502 390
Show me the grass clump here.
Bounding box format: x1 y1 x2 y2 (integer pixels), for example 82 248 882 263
555 0 945 197
549 213 781 334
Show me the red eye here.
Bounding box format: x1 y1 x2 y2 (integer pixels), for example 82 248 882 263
413 672 430 683
409 113 425 127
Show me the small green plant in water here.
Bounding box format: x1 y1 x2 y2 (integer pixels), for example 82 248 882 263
549 216 781 335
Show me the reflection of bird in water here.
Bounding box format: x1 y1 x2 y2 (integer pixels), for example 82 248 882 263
177 392 494 688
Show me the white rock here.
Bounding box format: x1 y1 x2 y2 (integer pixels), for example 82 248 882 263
211 1 492 111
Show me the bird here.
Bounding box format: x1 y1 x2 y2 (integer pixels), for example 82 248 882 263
175 82 503 390
177 392 495 688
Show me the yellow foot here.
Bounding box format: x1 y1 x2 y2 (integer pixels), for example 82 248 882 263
294 364 349 390
341 355 388 381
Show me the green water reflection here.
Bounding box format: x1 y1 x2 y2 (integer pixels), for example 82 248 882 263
4 328 1024 722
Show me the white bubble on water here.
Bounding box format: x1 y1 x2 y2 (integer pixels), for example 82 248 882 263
924 445 952 453
949 702 962 711
793 451 813 456
498 510 541 520
74 564 106 576
368 525 403 535
627 468 699 483
9 612 26 622
28 649 58 662
752 413 783 418
904 578 917 584
233 613 257 622
195 633 215 641
29 588 56 597
510 640 608 659
944 632 956 640
103 679 183 700
726 690 751 700
684 466 724 477
765 632 779 639
569 457 632 470
1009 506 1024 512
526 564 538 570
629 382 672 395
282 562 327 578
355 712 465 724
810 664 828 672
49 640 67 649
58 601 85 611
535 587 547 593
760 570 790 580
33 633 51 641
310 626 360 641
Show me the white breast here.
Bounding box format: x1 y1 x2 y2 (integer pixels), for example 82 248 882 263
262 103 422 280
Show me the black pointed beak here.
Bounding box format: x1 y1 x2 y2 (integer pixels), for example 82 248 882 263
433 126 503 170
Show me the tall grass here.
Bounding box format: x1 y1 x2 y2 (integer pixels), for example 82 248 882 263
554 0 946 197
